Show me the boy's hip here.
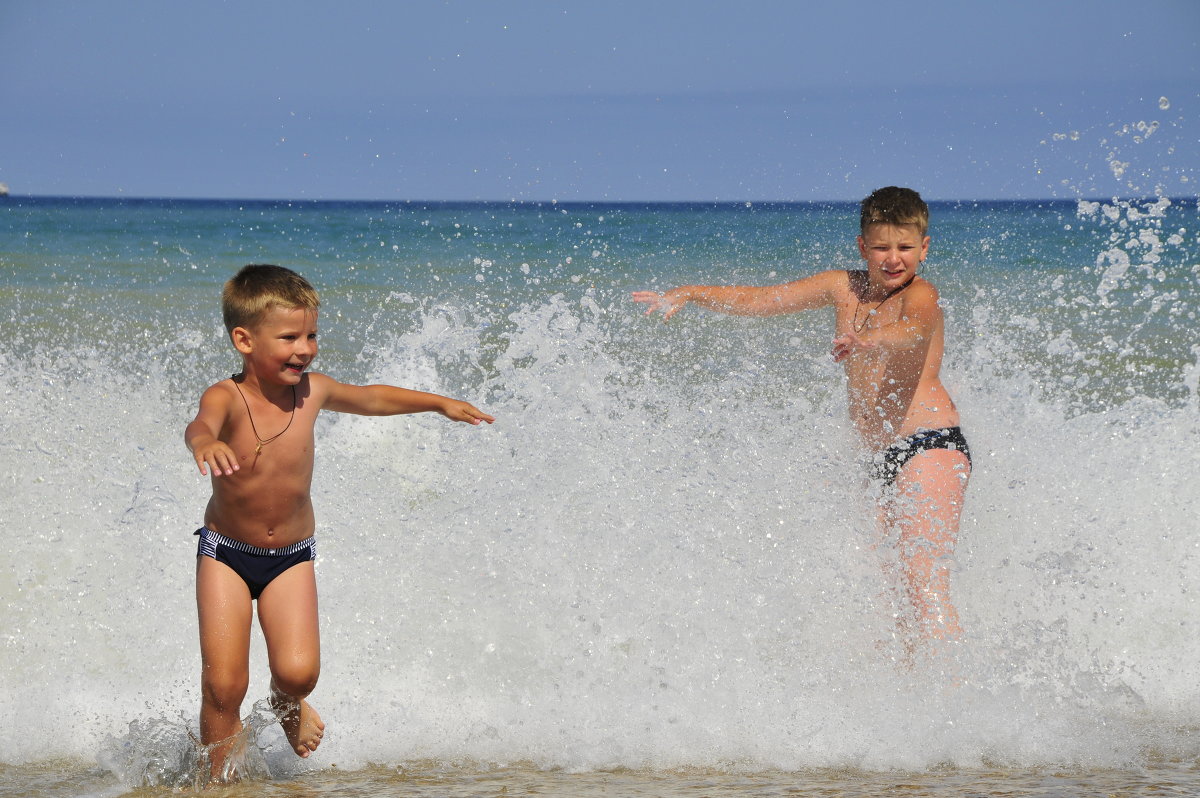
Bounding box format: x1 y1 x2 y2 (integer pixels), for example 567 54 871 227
866 426 972 487
194 526 316 557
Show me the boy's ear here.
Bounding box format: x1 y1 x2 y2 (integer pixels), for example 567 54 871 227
231 326 254 354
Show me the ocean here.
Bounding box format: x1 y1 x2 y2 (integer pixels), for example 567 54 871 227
1 194 1198 796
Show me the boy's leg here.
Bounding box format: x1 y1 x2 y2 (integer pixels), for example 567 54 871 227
196 556 253 780
888 449 971 643
256 560 324 758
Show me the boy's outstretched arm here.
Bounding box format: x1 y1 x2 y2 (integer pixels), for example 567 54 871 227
319 376 494 424
632 270 842 320
186 385 240 476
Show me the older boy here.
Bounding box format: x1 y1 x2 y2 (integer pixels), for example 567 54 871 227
632 187 971 654
185 264 493 780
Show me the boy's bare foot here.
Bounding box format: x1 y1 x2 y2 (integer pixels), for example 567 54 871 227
198 725 247 784
275 697 325 757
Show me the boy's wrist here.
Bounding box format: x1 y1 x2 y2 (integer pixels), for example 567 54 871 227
187 430 219 451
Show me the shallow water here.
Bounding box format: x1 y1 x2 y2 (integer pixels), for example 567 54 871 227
6 759 1200 798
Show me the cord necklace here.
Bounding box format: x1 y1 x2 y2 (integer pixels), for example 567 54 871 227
231 374 297 455
852 274 916 334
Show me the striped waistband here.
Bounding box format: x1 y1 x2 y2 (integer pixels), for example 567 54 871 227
195 526 316 557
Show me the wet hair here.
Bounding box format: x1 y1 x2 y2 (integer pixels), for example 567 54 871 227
860 186 929 236
221 264 320 333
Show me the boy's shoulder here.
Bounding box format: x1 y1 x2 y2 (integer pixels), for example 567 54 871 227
199 375 237 400
897 277 943 317
820 268 857 298
908 276 941 301
297 370 348 406
302 370 336 393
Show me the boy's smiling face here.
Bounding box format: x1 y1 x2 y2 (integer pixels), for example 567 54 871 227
234 305 319 386
857 222 930 294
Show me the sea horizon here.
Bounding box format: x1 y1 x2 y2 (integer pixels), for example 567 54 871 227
5 191 1198 206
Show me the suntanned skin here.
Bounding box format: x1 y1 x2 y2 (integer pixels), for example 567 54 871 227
186 305 493 780
632 222 970 651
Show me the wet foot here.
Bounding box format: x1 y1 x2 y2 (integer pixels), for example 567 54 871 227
199 724 247 784
276 698 325 757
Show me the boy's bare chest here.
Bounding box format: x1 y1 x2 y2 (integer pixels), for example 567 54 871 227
833 294 906 334
221 399 317 463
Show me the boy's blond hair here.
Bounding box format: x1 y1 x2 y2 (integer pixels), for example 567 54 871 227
860 186 929 237
221 264 320 333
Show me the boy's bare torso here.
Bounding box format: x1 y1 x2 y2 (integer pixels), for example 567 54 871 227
831 270 960 451
203 375 322 548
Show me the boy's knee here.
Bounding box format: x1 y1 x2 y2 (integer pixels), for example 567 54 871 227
271 659 320 699
202 670 249 710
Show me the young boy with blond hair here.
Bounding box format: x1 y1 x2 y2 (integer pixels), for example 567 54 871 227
633 187 971 654
185 264 493 780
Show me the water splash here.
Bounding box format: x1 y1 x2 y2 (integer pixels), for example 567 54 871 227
97 700 302 788
2 198 1198 777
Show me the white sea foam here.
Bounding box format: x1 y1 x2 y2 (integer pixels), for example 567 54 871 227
1 281 1197 776
0 196 1196 783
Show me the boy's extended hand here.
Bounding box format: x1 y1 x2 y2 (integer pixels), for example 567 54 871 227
831 330 878 363
191 436 241 477
631 290 686 320
439 399 495 425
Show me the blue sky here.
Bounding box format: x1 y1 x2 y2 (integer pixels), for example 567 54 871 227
1 0 1196 201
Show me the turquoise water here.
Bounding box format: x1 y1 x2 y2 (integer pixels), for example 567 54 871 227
1 195 1198 794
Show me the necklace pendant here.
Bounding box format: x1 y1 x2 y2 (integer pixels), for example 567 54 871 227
255 443 263 455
